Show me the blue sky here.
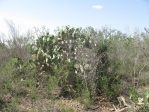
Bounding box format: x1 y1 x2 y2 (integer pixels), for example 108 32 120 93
0 0 149 34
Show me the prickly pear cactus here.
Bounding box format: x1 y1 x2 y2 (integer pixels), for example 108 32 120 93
31 27 85 74
31 33 62 73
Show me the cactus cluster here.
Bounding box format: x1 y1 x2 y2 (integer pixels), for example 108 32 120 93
31 27 88 75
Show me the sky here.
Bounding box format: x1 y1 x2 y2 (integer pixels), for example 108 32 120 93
0 0 149 35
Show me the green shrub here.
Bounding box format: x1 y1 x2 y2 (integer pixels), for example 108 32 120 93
77 87 92 108
31 26 86 98
96 39 121 100
143 90 149 105
129 87 140 102
47 75 60 99
61 107 74 112
0 97 7 112
59 61 85 98
136 105 149 112
2 98 18 112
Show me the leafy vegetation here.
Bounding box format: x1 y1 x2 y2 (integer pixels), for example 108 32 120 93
0 25 149 111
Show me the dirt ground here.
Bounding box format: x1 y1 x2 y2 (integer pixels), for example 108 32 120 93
16 98 129 112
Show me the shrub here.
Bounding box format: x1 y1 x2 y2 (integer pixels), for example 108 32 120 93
31 26 87 98
136 105 149 112
95 38 121 100
129 87 140 102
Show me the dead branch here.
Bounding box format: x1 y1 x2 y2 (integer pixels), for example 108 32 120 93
112 104 129 112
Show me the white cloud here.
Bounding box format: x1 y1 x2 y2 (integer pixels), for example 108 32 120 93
92 5 103 10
